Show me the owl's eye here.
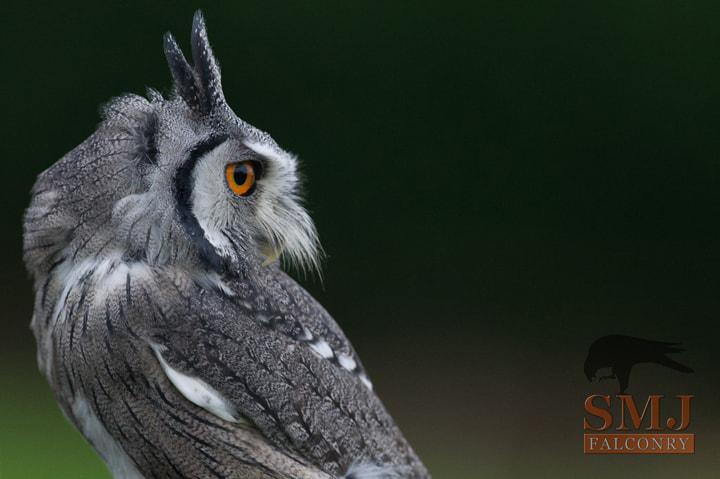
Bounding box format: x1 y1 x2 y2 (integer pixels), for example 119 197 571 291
225 161 259 196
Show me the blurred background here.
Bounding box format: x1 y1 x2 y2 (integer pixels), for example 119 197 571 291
2 1 720 477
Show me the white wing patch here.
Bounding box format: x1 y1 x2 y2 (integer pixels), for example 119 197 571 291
342 462 403 479
359 374 374 391
337 353 357 371
309 339 334 359
303 333 373 391
194 271 236 297
72 396 144 479
151 344 242 423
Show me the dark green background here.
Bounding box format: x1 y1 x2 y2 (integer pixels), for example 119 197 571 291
2 1 720 477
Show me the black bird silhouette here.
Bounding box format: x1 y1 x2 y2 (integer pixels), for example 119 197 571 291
584 335 693 393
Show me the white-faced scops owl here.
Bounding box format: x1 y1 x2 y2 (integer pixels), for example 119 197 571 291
23 11 429 479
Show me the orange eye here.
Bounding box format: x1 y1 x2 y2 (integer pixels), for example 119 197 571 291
225 161 258 196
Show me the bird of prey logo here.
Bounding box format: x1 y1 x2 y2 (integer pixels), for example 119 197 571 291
584 335 693 393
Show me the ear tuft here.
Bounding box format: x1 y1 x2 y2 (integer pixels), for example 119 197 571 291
163 31 201 110
163 10 225 114
191 10 226 110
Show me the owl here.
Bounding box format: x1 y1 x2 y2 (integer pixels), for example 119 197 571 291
23 11 429 479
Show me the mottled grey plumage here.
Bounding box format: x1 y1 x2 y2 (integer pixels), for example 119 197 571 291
23 11 428 479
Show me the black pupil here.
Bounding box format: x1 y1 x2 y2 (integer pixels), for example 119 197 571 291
233 163 249 185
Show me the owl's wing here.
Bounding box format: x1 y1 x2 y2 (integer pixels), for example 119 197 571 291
134 266 424 477
229 264 375 390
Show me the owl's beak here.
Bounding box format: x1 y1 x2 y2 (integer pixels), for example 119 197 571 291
261 245 282 266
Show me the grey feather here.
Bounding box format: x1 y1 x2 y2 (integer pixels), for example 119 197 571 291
23 9 429 479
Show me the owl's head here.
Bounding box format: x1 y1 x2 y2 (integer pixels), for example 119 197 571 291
24 11 321 281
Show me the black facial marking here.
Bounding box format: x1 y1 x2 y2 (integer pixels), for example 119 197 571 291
174 135 229 274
